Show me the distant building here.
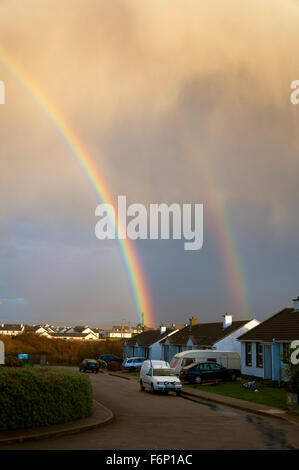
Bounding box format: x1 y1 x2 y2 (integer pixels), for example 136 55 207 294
25 325 51 337
50 331 98 341
66 325 97 335
100 329 133 339
0 324 25 336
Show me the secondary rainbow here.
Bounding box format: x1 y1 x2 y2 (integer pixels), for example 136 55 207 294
0 46 154 327
177 116 250 318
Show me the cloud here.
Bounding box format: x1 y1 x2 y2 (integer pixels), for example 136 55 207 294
0 0 299 323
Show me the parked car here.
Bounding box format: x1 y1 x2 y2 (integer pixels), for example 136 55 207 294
79 358 100 373
123 357 146 371
140 360 182 395
99 355 123 364
180 361 241 384
170 350 241 375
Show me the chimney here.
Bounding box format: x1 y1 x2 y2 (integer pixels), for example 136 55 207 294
160 324 166 334
293 296 299 312
189 316 198 326
223 313 232 329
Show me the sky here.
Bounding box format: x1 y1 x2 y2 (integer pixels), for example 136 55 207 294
0 0 299 328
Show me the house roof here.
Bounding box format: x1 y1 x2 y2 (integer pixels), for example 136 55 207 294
72 326 90 333
161 321 250 347
25 325 44 332
0 324 24 331
125 328 173 347
50 332 94 338
238 308 299 342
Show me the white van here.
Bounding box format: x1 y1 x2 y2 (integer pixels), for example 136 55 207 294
170 350 241 375
140 360 182 395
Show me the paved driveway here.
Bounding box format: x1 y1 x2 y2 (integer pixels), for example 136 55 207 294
1 372 299 450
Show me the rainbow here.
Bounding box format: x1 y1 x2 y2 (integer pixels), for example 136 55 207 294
0 47 154 327
176 115 250 318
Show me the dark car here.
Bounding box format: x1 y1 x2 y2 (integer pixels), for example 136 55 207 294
79 358 100 373
180 362 241 384
99 355 123 364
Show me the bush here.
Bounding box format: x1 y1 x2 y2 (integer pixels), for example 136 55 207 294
98 359 107 369
0 368 93 431
5 355 24 367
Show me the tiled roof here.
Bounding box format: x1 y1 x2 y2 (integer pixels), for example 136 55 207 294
161 321 250 347
50 332 92 338
0 324 24 331
72 326 89 333
125 329 173 347
238 308 299 342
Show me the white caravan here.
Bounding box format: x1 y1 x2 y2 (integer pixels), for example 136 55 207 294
170 350 241 375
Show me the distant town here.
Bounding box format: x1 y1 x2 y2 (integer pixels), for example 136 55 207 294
0 322 148 340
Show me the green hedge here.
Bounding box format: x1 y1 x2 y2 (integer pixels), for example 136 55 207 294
0 368 93 430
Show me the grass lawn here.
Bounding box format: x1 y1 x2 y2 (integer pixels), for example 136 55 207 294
185 381 299 413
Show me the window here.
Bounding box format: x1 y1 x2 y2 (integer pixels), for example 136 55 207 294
209 363 222 370
199 363 211 371
245 343 252 366
182 358 194 367
256 343 263 368
170 357 179 368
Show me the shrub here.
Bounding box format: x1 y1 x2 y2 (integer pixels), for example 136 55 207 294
98 359 107 369
5 355 24 367
0 368 93 431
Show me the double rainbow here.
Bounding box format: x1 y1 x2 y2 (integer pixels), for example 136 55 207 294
0 47 154 327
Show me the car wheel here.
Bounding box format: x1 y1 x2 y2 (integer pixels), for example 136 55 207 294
151 384 156 394
176 391 181 396
230 373 237 381
195 376 202 384
140 381 145 392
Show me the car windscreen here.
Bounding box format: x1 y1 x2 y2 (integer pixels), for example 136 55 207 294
153 368 175 376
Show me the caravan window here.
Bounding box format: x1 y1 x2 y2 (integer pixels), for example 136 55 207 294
182 358 194 367
170 357 179 368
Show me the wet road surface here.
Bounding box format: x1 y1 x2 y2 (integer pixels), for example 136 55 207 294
1 372 299 450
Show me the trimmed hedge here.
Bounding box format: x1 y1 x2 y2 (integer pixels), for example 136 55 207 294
0 368 93 431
